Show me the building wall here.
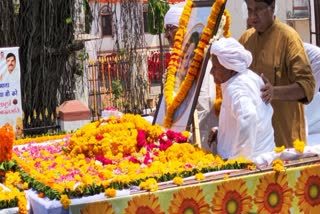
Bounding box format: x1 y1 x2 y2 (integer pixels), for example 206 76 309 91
86 0 312 57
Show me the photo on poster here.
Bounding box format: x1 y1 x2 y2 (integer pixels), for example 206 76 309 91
0 47 23 138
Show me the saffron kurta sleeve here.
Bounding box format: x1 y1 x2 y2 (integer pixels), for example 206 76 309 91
239 20 315 147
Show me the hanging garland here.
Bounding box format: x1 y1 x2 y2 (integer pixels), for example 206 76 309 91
214 9 231 117
164 0 230 128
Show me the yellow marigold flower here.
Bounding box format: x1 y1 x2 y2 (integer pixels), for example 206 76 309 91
173 176 184 186
139 178 158 192
272 159 285 172
195 173 205 181
105 188 117 198
60 194 71 209
248 165 256 171
17 192 27 214
274 145 285 153
293 139 305 153
214 98 222 117
223 174 229 180
181 131 190 139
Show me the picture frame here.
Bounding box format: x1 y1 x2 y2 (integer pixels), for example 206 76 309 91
153 0 226 132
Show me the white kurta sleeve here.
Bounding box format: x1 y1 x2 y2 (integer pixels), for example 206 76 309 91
230 93 257 159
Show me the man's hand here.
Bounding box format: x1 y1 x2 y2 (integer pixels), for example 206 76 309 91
260 73 274 104
207 127 218 154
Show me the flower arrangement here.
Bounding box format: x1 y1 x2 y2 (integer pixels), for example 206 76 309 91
0 170 28 214
0 184 27 213
164 0 231 127
12 114 255 208
14 133 70 146
0 123 15 163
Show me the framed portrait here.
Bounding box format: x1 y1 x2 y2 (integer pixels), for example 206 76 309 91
153 0 224 132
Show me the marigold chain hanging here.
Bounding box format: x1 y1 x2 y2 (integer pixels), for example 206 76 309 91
164 0 231 128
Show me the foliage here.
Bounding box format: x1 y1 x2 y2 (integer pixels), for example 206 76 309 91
148 0 170 35
0 0 93 133
111 79 123 107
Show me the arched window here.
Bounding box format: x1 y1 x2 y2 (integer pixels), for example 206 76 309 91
100 6 112 36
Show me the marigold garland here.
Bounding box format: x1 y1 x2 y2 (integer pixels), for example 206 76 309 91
214 9 231 117
164 0 192 113
0 123 15 163
14 133 70 146
60 194 71 209
164 0 231 127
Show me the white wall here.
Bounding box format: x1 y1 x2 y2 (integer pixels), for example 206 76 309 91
226 0 310 42
85 0 312 58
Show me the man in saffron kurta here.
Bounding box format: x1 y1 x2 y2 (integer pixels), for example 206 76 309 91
209 37 274 160
239 0 315 148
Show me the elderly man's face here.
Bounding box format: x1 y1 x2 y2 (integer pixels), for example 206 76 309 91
210 55 235 84
247 0 274 33
6 56 16 73
165 24 179 47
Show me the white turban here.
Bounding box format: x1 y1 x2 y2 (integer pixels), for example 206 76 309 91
210 37 253 73
164 7 183 27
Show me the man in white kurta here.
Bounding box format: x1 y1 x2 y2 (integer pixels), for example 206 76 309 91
210 37 274 160
303 43 320 145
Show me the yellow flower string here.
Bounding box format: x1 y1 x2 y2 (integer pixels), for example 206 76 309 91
164 0 193 115
214 9 231 117
164 0 230 127
293 139 305 153
14 134 69 146
17 192 28 214
60 194 71 209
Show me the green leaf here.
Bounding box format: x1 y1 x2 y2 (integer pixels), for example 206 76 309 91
65 17 72 24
